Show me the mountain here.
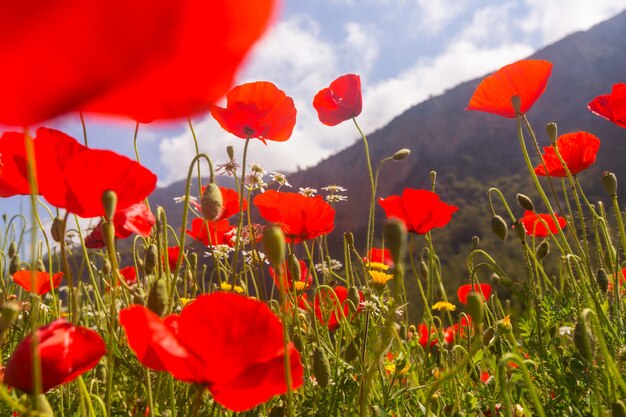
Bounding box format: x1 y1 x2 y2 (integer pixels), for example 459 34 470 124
151 9 626 302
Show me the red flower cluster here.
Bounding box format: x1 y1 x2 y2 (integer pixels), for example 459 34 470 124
186 218 235 247
0 128 156 218
467 60 553 118
269 259 312 292
120 293 303 411
4 319 106 393
85 203 155 248
588 83 626 128
13 270 64 295
313 74 363 126
379 189 458 234
519 211 567 237
211 82 297 144
0 0 275 125
254 190 335 243
534 132 600 177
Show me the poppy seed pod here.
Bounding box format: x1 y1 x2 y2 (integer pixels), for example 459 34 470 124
384 218 407 265
596 268 609 294
466 292 484 329
9 255 21 275
51 217 64 243
226 145 235 161
101 190 118 222
313 347 331 388
491 215 508 241
144 244 158 275
8 242 17 259
516 194 534 211
200 183 224 221
536 240 550 260
392 148 411 161
262 225 286 268
147 279 168 317
573 319 595 363
545 122 558 143
601 171 617 197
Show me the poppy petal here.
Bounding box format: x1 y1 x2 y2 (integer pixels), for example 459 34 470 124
534 132 600 177
457 283 492 304
588 83 626 128
313 74 362 126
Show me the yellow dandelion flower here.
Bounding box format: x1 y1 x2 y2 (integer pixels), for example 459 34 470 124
369 270 393 286
367 262 389 272
432 301 456 312
220 282 245 294
293 281 307 292
180 297 194 307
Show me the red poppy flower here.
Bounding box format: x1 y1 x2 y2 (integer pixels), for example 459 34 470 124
164 246 182 271
313 74 362 126
363 248 394 268
588 83 626 128
119 292 303 412
253 190 335 243
211 82 297 144
4 319 106 393
13 270 64 296
534 132 600 177
119 267 138 286
0 1 275 125
416 324 438 348
444 316 473 345
519 210 567 237
85 202 155 248
186 218 235 246
378 189 458 234
269 259 312 291
194 186 247 221
467 60 553 118
457 283 492 304
313 286 363 331
0 132 29 197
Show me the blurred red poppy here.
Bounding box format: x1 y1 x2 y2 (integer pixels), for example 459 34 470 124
211 82 297 144
588 83 626 128
534 132 600 177
313 74 362 126
269 259 312 291
119 267 138 286
254 190 335 243
4 319 106 393
13 270 63 295
444 316 472 345
119 292 303 412
363 248 394 267
417 324 438 348
0 0 275 125
457 284 492 304
164 246 182 271
85 202 155 248
313 286 363 331
194 185 247 221
467 60 553 118
186 218 235 246
379 189 458 234
519 211 567 237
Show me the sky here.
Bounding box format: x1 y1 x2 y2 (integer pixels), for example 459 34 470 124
2 0 625 220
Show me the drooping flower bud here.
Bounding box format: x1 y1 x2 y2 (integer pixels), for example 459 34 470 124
313 346 331 388
595 268 609 294
392 148 411 161
384 218 407 265
573 319 595 363
513 220 526 242
226 145 235 161
601 171 618 197
0 301 20 333
287 254 301 286
348 286 361 312
9 255 21 275
262 225 286 268
200 183 223 221
516 193 534 211
545 122 558 144
343 231 354 248
101 190 118 223
536 240 550 260
491 215 508 241
466 291 484 329
51 217 64 243
7 242 17 259
144 244 158 275
147 279 168 317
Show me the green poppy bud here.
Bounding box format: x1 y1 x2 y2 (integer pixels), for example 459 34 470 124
513 220 526 242
573 320 595 363
536 240 550 260
516 193 534 211
313 347 331 388
102 258 112 275
348 286 361 312
466 292 484 329
602 171 618 197
292 332 304 353
491 215 508 241
384 218 407 265
343 231 354 248
147 279 168 317
9 255 21 275
287 254 301 285
51 217 64 243
101 190 118 223
7 242 17 259
596 268 609 294
226 145 235 161
200 183 223 221
262 225 286 267
545 122 558 144
144 244 158 275
392 148 411 161
0 301 20 333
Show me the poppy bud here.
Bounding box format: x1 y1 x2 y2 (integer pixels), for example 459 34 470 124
102 258 112 275
262 225 286 268
596 269 609 294
496 315 512 334
147 279 168 317
313 347 331 388
613 401 626 417
573 319 595 363
36 259 46 272
602 171 618 197
472 236 480 249
420 261 429 280
545 122 558 144
392 148 411 161
0 301 20 333
344 340 359 363
384 218 407 265
132 289 145 306
513 220 526 242
492 274 513 287
101 190 118 223
491 215 508 241
466 291 484 329
430 171 437 187
344 231 354 248
102 222 115 246
536 240 550 260
226 145 235 161
200 183 223 221
348 286 361 312
511 95 522 115
287 255 301 286
8 242 17 259
51 217 64 243
9 255 21 275
516 193 534 211
292 333 304 353
144 244 158 275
